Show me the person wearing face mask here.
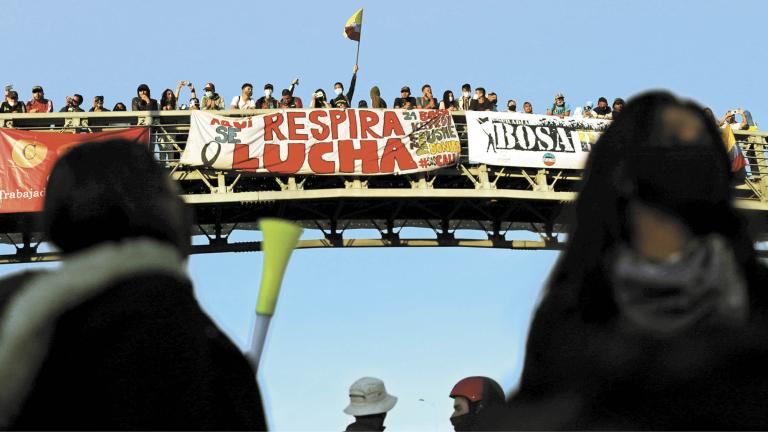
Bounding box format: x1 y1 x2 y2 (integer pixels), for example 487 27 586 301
506 99 517 112
369 86 386 109
439 90 459 111
255 83 278 109
449 377 505 431
458 83 472 111
201 82 224 110
310 89 331 109
485 92 768 430
230 83 256 110
331 64 359 109
1 90 26 113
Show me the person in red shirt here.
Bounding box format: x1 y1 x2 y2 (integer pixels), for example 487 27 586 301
26 86 53 113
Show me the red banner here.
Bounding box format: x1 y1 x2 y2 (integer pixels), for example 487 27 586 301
0 128 149 213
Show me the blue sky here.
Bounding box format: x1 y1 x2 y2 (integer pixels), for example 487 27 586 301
3 0 768 430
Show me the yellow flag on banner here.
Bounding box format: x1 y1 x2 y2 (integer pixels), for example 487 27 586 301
344 8 363 41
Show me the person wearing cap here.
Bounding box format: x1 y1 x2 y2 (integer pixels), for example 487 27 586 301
331 64 359 109
89 96 110 112
393 86 416 109
449 376 505 431
1 90 26 113
278 78 302 109
458 83 472 111
132 84 159 111
344 377 397 432
607 97 624 119
416 84 437 109
255 83 279 109
469 87 493 111
201 82 224 110
26 86 53 113
573 100 594 119
59 94 85 113
230 83 256 110
546 92 571 117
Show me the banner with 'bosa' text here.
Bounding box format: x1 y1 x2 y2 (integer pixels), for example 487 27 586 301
465 111 611 169
0 127 149 213
180 109 460 175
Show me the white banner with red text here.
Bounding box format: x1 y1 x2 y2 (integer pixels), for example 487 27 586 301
180 109 460 175
465 111 611 169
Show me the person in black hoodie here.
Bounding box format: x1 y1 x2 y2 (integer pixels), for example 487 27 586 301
0 139 266 430
331 64 358 108
484 91 768 430
131 83 159 111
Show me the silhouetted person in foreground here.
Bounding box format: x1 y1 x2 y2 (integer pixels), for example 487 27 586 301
344 377 397 431
483 91 768 430
0 140 266 430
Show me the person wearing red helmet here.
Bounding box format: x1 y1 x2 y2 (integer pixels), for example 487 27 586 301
449 376 505 431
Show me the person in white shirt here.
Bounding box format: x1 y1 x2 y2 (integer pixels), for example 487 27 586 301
719 108 748 130
230 83 256 110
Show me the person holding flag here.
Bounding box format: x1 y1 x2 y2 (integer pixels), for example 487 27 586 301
331 8 363 109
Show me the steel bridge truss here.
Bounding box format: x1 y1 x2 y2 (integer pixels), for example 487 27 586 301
1 111 767 264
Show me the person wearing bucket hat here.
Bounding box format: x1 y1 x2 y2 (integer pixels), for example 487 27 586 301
449 376 505 431
344 377 397 431
0 90 26 113
546 91 571 117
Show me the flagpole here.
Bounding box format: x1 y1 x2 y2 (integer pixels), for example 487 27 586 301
355 38 361 66
355 9 363 66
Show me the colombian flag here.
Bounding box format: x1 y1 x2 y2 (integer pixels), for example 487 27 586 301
344 8 363 41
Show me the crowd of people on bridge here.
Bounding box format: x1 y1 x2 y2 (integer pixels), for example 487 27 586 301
0 68 758 129
0 91 767 430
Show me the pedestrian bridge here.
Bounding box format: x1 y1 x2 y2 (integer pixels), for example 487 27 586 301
1 110 766 264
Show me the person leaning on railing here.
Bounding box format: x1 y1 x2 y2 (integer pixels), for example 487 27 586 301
89 96 110 112
416 84 437 109
201 82 225 111
132 84 159 111
0 90 26 113
230 83 256 110
310 89 332 108
59 94 85 113
278 78 302 109
439 90 459 111
369 86 387 109
26 86 53 113
159 89 177 111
